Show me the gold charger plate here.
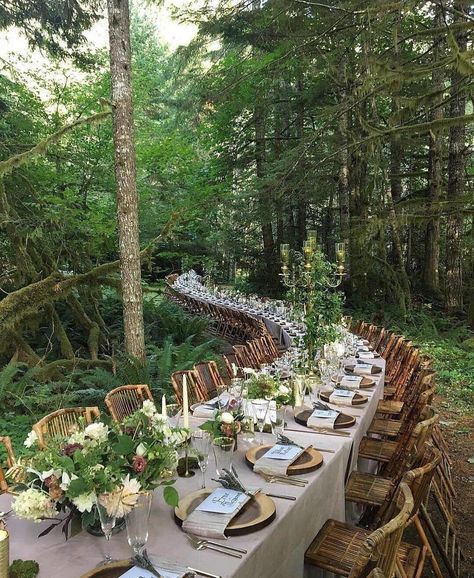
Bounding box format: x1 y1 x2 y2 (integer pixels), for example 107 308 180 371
174 488 276 536
245 444 323 475
294 408 356 429
320 390 368 406
344 364 382 375
331 374 375 388
80 560 132 578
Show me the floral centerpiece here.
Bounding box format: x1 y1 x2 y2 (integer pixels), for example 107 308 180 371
244 370 293 406
10 400 188 536
199 398 243 441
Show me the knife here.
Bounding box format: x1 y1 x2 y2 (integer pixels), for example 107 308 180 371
265 492 296 501
188 568 221 578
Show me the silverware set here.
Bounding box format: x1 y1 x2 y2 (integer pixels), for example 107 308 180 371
187 534 246 558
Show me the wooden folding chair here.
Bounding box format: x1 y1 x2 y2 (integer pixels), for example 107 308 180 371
33 407 100 449
105 384 154 422
171 370 208 406
193 361 225 399
0 436 15 493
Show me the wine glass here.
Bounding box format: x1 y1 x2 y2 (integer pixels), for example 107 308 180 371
125 491 153 556
191 430 211 489
251 399 270 445
96 491 122 565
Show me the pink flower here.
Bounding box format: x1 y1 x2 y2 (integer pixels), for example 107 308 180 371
132 455 147 473
62 443 83 456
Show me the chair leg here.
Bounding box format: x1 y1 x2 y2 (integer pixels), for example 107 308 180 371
414 514 444 578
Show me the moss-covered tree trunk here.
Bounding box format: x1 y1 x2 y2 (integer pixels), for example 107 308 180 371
445 0 467 313
107 0 146 361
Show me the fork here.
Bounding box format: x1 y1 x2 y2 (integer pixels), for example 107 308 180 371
260 473 307 487
188 534 247 554
187 534 243 558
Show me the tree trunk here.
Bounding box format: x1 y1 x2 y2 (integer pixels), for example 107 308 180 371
254 100 274 282
423 6 443 297
107 0 146 361
445 1 467 313
296 79 306 247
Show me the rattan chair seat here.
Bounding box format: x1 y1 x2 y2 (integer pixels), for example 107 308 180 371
358 437 398 462
376 400 404 415
345 472 394 506
367 418 402 438
305 519 370 575
305 519 420 577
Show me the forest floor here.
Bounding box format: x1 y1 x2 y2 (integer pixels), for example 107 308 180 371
432 396 474 578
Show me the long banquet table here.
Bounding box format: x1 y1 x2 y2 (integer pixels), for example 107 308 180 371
2 358 385 578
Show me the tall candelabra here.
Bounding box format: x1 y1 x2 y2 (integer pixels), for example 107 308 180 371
279 232 346 293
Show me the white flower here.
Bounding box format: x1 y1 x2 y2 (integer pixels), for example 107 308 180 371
72 492 96 513
136 442 147 457
40 469 61 482
142 400 157 418
220 412 234 424
68 431 86 446
278 385 290 396
243 367 256 375
117 475 141 518
24 430 38 448
84 422 109 443
60 471 78 491
13 488 57 522
151 412 167 428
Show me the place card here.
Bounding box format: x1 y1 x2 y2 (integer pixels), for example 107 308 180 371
332 389 354 397
353 363 372 375
196 488 248 515
357 345 370 352
310 409 339 419
262 444 302 461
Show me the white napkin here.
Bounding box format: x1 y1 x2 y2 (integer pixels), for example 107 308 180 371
357 345 370 352
353 363 373 375
358 351 375 359
192 395 232 418
183 488 252 539
339 375 363 389
254 444 305 477
307 408 339 431
329 389 356 406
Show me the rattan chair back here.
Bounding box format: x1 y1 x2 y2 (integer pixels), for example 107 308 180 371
105 384 153 422
33 407 100 449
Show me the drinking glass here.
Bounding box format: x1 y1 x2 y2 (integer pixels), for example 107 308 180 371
96 492 121 565
166 404 182 428
271 405 286 437
125 491 153 556
251 399 270 445
213 436 235 476
191 430 211 488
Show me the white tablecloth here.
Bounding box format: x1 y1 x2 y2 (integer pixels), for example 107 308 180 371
2 360 384 578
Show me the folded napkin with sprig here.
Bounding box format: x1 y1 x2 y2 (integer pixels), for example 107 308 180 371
307 401 339 430
329 388 356 406
131 550 192 578
253 434 307 477
182 467 257 539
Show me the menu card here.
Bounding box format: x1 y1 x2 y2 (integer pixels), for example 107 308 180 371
262 444 302 461
120 565 186 578
196 488 248 515
307 408 338 430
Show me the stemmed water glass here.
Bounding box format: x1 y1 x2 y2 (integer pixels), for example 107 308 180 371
191 430 211 489
251 399 270 445
96 492 122 565
125 491 153 556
